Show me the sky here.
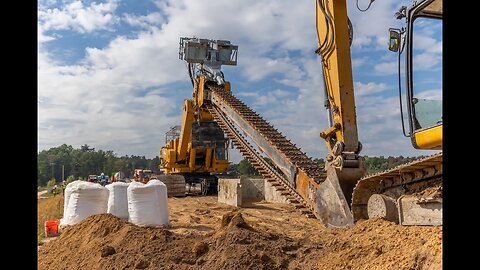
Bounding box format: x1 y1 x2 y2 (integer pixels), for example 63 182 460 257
38 0 442 162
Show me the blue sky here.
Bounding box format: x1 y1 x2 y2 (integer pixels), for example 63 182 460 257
38 0 442 162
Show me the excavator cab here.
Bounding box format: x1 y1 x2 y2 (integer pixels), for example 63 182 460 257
350 0 443 226
389 0 442 150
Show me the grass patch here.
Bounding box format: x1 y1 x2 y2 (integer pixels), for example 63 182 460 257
37 194 64 244
39 192 55 199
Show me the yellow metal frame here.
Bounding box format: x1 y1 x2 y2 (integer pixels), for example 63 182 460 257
316 0 360 155
160 76 229 175
413 125 442 150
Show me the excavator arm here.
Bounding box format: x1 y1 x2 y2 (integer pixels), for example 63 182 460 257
315 0 366 207
316 0 361 160
177 99 195 161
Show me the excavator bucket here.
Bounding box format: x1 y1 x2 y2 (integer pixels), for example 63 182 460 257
312 168 355 227
295 165 364 228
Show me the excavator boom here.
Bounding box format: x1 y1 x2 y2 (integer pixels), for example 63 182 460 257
314 0 366 211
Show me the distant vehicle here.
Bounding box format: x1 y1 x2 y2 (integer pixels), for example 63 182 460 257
98 173 108 186
133 169 156 184
87 175 97 182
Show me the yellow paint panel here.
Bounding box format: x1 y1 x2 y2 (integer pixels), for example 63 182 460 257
189 148 196 170
414 125 442 150
205 149 212 168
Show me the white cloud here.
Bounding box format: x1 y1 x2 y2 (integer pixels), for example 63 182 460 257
355 82 389 96
237 89 292 107
416 89 442 100
123 12 165 29
414 36 442 53
411 22 442 71
272 89 290 98
240 57 295 82
352 57 368 69
38 24 56 43
38 0 119 34
237 92 258 97
413 52 440 70
373 61 397 75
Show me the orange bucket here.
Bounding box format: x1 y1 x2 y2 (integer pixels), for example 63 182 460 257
44 219 60 237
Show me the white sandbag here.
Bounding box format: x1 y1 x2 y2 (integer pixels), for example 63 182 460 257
106 182 129 220
127 180 169 226
60 180 82 226
61 180 79 221
60 181 109 226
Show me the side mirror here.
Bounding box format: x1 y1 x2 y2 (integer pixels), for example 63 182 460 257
388 28 401 52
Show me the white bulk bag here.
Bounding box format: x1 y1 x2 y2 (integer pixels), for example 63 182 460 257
61 180 79 221
106 182 129 220
60 181 109 226
127 180 169 226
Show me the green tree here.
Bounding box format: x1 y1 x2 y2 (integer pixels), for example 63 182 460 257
363 155 422 174
66 175 75 184
237 158 259 176
47 178 56 187
38 144 162 183
313 158 325 169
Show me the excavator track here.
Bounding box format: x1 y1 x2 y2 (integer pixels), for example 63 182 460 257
351 152 442 222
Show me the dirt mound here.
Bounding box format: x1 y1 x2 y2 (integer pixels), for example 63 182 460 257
38 212 307 270
313 218 442 270
38 198 441 270
201 211 303 269
38 214 203 269
220 211 254 230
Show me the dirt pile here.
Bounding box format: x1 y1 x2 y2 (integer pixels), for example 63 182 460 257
38 197 442 270
201 211 307 269
39 212 307 270
314 218 442 270
38 214 204 269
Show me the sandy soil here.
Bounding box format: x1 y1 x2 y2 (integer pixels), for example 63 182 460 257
38 190 48 199
38 196 442 270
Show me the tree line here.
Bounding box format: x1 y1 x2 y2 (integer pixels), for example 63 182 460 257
37 144 160 186
37 144 425 186
233 155 424 176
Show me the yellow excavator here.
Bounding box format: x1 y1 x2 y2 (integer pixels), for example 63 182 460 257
161 0 442 227
159 38 238 195
311 0 442 226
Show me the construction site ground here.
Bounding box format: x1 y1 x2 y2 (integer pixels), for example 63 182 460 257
38 195 442 270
